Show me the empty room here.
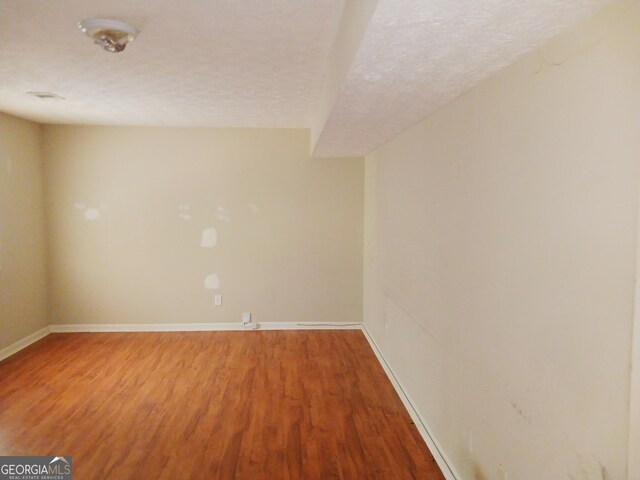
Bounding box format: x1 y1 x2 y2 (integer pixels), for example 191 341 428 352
1 0 639 479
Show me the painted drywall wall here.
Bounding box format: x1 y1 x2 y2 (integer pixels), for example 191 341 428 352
43 127 363 327
630 199 640 479
363 2 640 479
0 112 48 350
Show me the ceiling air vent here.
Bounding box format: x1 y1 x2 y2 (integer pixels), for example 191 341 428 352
27 92 65 100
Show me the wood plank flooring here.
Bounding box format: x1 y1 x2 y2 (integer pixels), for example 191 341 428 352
0 330 445 479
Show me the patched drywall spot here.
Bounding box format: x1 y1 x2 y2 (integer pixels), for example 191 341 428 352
84 208 100 221
99 203 109 210
248 204 260 215
74 203 102 221
200 227 218 248
178 203 191 220
204 273 220 290
215 206 231 223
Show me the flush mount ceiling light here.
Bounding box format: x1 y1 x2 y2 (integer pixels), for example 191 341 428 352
78 18 138 53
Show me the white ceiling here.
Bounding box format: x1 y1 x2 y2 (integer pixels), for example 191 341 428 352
313 0 612 157
0 0 345 127
0 0 613 156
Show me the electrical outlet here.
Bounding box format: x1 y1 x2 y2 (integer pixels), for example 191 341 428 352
242 312 252 324
214 295 222 306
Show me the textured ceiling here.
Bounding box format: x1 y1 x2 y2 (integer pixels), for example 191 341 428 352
0 0 614 154
0 0 345 127
313 0 612 157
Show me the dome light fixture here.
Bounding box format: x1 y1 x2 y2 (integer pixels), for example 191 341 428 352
78 18 138 53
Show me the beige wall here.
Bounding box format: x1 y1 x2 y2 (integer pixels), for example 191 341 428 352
630 202 640 479
0 113 48 350
43 126 363 327
364 2 640 479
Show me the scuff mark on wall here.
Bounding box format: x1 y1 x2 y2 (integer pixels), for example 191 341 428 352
510 401 533 424
473 464 487 480
200 227 217 248
599 463 608 480
204 273 220 290
568 455 611 480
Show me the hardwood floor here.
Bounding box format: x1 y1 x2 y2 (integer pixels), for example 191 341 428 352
0 330 445 479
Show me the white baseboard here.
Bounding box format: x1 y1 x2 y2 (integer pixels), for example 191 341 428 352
1 323 361 361
360 324 459 480
49 322 363 333
0 326 51 362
